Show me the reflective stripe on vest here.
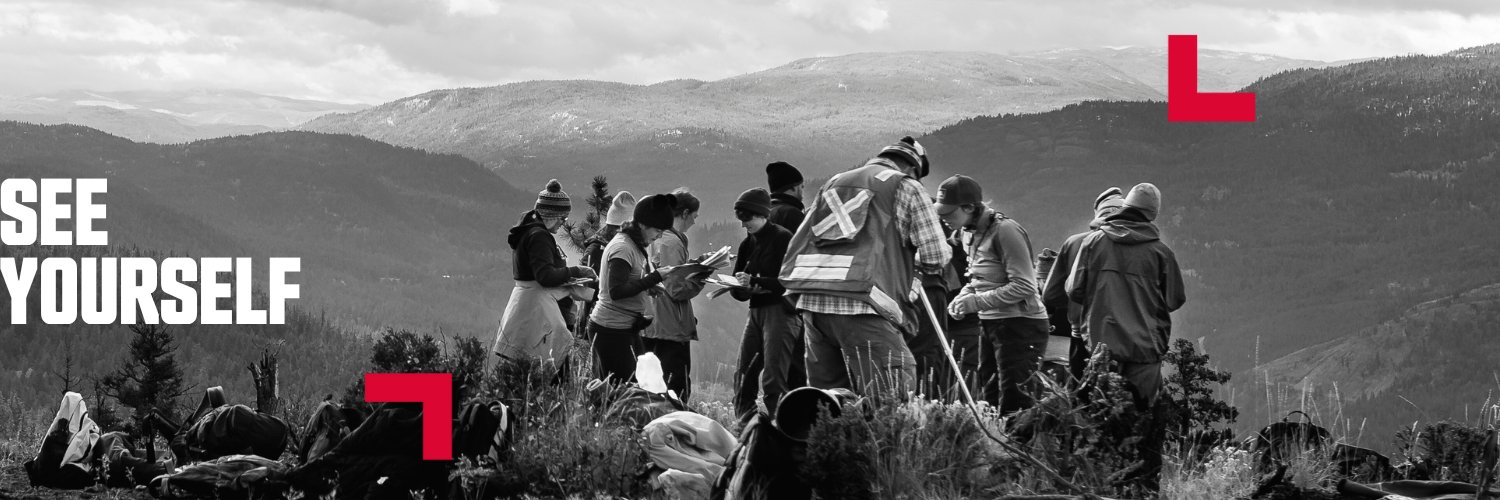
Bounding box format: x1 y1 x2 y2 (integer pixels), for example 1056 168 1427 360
787 254 854 281
811 189 872 240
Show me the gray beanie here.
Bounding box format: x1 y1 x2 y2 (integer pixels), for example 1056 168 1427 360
1124 183 1161 221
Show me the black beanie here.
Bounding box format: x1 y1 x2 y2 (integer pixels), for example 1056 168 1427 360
766 161 803 192
633 193 678 230
734 188 772 217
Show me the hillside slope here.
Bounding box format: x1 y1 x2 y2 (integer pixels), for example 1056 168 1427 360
1250 283 1500 446
919 46 1500 377
0 123 532 335
298 49 1320 219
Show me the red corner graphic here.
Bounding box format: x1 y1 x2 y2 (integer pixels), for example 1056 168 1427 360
1168 35 1257 122
364 372 453 460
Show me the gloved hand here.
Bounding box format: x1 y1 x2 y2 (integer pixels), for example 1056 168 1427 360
948 293 978 318
573 266 598 279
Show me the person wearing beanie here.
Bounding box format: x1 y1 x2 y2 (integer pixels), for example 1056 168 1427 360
934 175 1049 415
491 180 597 367
1065 181 1185 408
584 191 637 279
589 193 681 384
877 137 930 180
1042 186 1128 381
765 161 807 231
780 138 950 399
534 179 572 218
643 188 708 401
576 191 636 336
727 187 803 417
605 191 637 227
1064 182 1183 488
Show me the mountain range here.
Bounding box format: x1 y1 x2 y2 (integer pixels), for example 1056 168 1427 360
0 89 366 144
298 47 1328 219
4 45 1498 436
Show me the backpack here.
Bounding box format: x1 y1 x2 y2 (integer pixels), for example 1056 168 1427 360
1244 411 1330 469
711 387 853 500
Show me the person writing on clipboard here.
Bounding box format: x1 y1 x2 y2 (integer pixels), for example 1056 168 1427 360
491 179 599 371
727 187 805 419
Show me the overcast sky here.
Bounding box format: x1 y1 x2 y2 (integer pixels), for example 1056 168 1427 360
1 0 1497 104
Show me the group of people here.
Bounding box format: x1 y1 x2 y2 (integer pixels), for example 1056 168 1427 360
492 135 1186 419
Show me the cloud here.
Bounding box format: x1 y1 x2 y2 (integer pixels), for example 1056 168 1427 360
0 0 1495 104
778 0 890 33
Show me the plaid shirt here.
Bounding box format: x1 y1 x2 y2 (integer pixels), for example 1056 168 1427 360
796 165 951 315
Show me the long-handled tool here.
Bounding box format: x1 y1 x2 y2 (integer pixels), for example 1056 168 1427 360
916 288 979 408
915 288 1094 497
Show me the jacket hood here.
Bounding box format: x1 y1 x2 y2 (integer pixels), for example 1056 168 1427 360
1099 207 1160 244
770 191 804 209
508 211 548 249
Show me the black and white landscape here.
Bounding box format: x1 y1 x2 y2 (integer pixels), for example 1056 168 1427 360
2 1 1499 496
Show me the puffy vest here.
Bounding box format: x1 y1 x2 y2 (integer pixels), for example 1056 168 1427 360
780 159 919 332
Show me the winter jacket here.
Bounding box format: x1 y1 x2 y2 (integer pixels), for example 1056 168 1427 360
1066 208 1187 363
768 192 806 232
731 222 793 309
645 229 706 342
955 210 1047 320
1042 231 1089 336
508 211 588 287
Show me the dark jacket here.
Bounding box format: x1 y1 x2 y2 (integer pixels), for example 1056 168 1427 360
946 228 980 328
508 211 585 287
1066 208 1186 363
732 222 793 309
768 192 805 232
1042 231 1089 338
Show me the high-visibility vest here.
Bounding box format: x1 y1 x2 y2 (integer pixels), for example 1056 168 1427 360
780 159 919 332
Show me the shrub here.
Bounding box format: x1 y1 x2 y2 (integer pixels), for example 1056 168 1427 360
1394 420 1498 484
804 387 1011 499
475 352 652 498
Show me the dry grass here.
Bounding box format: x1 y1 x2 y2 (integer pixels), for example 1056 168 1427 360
1160 445 1258 500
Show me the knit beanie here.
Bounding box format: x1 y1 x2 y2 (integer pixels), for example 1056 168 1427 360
734 188 772 218
900 136 930 179
1124 183 1161 221
633 193 678 230
605 191 636 226
535 179 571 218
766 161 803 193
1094 186 1125 219
879 137 930 178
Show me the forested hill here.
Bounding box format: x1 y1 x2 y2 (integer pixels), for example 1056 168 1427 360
1252 282 1500 446
298 49 1320 220
919 46 1500 376
0 123 533 335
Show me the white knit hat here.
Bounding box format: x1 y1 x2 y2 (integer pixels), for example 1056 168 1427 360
605 191 636 226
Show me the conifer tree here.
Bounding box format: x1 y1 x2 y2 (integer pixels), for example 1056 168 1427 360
101 324 189 423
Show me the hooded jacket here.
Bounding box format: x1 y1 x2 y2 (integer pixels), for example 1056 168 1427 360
645 228 706 342
768 192 805 232
1065 208 1186 363
508 211 586 287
